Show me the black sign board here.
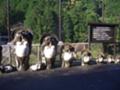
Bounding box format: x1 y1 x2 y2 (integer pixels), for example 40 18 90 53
89 23 118 43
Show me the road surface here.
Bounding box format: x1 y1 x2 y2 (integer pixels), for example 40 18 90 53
0 64 120 90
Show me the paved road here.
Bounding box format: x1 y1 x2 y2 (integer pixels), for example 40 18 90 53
0 64 120 90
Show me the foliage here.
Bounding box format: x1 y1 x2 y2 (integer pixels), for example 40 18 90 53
0 0 120 42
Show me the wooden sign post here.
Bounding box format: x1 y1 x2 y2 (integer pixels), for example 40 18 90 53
88 23 118 55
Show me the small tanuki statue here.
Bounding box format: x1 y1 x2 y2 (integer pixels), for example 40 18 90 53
81 50 92 66
96 52 105 63
114 56 120 64
61 43 76 68
12 29 33 71
106 55 115 63
40 33 58 70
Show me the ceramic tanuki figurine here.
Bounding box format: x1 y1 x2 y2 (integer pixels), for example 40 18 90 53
12 30 33 71
40 33 58 70
61 44 76 68
81 50 92 66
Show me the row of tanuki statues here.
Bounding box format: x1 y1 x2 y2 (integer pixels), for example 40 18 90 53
0 29 120 73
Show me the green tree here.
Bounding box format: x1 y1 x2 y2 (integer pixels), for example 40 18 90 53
0 0 120 42
63 13 74 42
24 0 58 42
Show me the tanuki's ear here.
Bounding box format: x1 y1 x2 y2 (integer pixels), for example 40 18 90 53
70 46 75 52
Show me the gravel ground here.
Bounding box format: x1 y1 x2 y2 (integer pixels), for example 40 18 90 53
0 64 120 90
